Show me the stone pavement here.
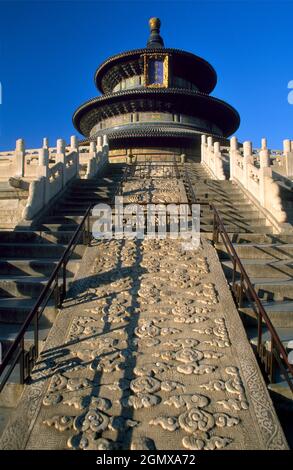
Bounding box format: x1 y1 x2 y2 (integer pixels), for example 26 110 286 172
0 236 288 450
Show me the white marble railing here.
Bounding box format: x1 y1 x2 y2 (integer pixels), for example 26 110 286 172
268 140 293 178
229 137 287 223
0 136 109 180
0 135 109 220
201 134 290 224
22 136 109 220
79 135 109 179
201 135 226 180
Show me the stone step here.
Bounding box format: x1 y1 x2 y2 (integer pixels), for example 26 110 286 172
222 258 293 279
34 223 80 232
239 299 293 328
53 208 92 216
201 215 267 225
0 243 83 258
191 176 237 183
220 233 293 245
208 201 259 209
268 381 293 405
0 190 29 199
37 216 102 227
202 224 273 233
190 186 239 192
70 180 122 189
193 182 243 191
187 178 235 185
0 297 56 324
186 174 209 180
195 189 246 197
59 198 112 208
234 277 293 301
217 243 293 260
63 193 113 201
66 186 115 194
247 325 293 355
0 258 78 276
0 322 50 354
200 208 260 219
198 198 254 207
54 207 111 217
0 275 49 298
191 185 242 194
0 231 75 244
37 215 84 225
247 326 293 403
68 185 118 192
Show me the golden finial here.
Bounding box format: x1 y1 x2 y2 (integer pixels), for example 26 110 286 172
149 17 161 32
147 17 164 48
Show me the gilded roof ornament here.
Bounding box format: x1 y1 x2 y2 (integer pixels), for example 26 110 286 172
147 17 164 48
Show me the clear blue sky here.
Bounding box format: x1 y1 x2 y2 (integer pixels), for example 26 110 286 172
0 0 292 150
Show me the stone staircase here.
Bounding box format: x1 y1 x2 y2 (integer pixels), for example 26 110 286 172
186 161 293 443
1 158 292 444
0 163 125 430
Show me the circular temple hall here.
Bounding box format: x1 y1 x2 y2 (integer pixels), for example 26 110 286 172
73 18 240 160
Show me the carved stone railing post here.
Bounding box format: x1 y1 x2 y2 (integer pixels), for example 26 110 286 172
259 138 270 168
85 141 97 179
70 135 79 177
37 147 49 178
201 135 207 165
283 139 293 177
89 141 96 153
96 136 103 163
102 135 109 162
103 134 108 148
70 135 78 151
97 136 103 149
229 136 238 181
22 177 46 220
201 135 226 180
15 139 25 177
56 138 66 187
207 136 213 170
243 141 253 188
261 166 286 222
214 141 225 180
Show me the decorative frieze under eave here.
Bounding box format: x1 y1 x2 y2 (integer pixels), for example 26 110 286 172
73 88 240 138
94 48 217 94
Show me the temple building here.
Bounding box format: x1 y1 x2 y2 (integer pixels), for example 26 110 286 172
73 18 240 160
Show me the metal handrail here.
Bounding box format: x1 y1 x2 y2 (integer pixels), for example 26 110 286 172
0 204 92 391
183 166 198 204
212 204 293 393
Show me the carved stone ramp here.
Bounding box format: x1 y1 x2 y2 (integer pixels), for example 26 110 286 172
0 237 288 450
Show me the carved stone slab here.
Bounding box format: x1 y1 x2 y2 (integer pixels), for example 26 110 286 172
0 200 288 450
